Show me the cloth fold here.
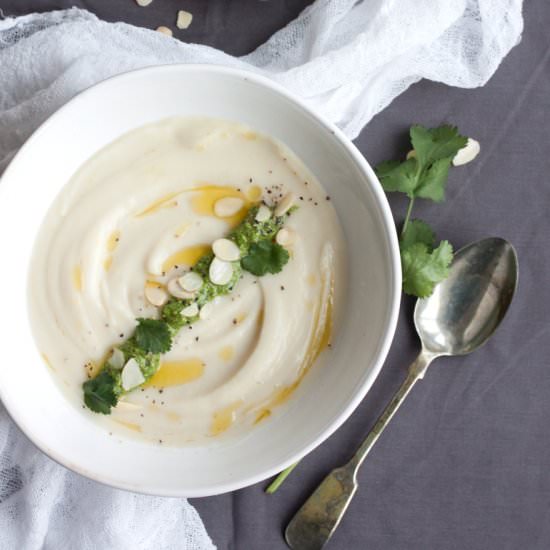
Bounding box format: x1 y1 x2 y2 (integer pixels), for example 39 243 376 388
0 1 523 548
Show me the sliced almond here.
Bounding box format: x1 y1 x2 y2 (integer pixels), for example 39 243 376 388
178 272 203 292
167 277 195 299
145 285 169 307
255 204 271 223
212 238 240 262
209 257 233 286
156 26 173 36
121 358 145 391
274 193 295 217
135 0 153 6
176 10 193 29
181 303 199 318
109 348 125 370
214 197 244 218
275 228 295 247
199 302 214 320
453 138 480 166
406 150 416 160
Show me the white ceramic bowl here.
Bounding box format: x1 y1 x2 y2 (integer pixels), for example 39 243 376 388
0 65 400 497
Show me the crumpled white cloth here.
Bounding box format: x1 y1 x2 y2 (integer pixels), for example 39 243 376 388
0 1 523 549
0 405 215 550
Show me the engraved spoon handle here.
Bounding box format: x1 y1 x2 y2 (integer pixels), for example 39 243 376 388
285 351 435 550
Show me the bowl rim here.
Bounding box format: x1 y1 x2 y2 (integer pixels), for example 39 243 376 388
0 63 401 497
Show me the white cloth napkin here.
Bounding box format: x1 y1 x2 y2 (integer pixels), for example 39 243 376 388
0 1 523 548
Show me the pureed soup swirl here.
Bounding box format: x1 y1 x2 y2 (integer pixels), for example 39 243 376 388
29 117 346 445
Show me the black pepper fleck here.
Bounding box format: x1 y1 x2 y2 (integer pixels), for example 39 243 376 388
281 285 285 291
119 333 124 338
299 196 304 201
195 336 199 342
326 196 331 201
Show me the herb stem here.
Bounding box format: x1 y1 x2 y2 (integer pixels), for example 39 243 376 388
401 197 415 237
265 462 299 494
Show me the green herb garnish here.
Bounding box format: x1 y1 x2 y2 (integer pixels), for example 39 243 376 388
401 238 454 298
135 318 172 354
376 124 468 298
83 203 294 414
265 462 299 494
83 370 120 415
241 240 289 276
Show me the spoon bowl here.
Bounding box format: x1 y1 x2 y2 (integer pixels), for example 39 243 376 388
415 237 518 356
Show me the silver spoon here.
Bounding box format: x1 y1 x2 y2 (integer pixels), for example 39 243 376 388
285 237 518 550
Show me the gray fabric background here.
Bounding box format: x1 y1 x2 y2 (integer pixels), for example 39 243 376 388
2 1 549 549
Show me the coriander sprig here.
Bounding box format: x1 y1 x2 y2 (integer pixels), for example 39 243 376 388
376 124 469 298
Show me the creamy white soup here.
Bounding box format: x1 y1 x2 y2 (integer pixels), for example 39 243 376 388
29 117 346 445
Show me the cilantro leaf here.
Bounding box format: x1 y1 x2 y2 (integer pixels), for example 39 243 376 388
375 124 467 203
241 240 289 276
375 158 418 199
83 370 119 414
401 240 453 298
134 318 172 354
401 219 435 250
410 125 468 166
414 157 451 202
373 124 472 297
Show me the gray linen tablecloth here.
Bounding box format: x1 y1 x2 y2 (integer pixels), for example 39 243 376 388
2 1 549 549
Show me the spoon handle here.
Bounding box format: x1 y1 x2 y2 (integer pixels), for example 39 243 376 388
285 351 435 550
349 351 433 470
